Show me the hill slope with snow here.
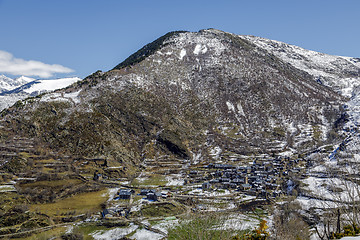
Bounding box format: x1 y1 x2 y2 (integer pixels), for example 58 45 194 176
0 29 345 165
0 76 81 110
0 75 34 92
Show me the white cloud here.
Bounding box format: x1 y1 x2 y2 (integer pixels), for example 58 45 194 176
0 50 74 78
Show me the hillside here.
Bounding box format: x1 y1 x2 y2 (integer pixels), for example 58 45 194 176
2 29 360 239
0 29 346 170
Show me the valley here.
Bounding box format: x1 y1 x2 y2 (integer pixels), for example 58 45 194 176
0 29 360 239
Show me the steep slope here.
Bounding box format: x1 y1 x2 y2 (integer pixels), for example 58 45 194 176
243 35 360 168
0 29 345 171
242 36 360 97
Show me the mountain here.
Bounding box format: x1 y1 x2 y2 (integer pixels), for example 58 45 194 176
242 36 360 98
0 76 81 110
0 75 34 92
242 36 360 168
245 36 360 129
0 29 349 172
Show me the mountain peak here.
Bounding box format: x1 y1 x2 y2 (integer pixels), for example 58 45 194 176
113 31 188 70
0 30 347 163
15 75 36 83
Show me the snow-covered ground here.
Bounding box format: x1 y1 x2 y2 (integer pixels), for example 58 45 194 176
89 222 167 240
295 196 338 210
90 224 138 240
23 77 80 94
0 75 34 92
165 174 184 186
243 35 360 94
340 236 360 240
221 213 262 231
0 184 16 192
302 176 360 202
0 76 81 110
129 228 164 240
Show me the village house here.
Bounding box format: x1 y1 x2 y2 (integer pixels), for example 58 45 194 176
202 182 211 190
146 191 162 201
240 183 252 191
117 189 132 200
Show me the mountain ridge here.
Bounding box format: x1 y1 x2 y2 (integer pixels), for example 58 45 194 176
0 29 349 172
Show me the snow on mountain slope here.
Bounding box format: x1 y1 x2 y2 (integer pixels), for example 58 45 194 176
0 75 34 92
243 35 360 130
22 77 81 94
0 76 81 110
242 35 360 98
0 29 344 163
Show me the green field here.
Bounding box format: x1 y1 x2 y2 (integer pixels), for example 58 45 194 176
30 189 109 217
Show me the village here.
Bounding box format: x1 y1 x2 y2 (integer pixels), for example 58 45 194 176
0 137 314 239
100 156 309 220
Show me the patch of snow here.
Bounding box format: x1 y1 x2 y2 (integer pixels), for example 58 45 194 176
165 175 184 186
179 49 186 60
193 44 202 55
129 228 164 240
295 197 338 210
91 224 138 240
106 188 119 201
153 59 162 64
172 32 226 57
39 92 68 103
23 77 80 94
135 177 148 183
188 188 231 197
65 225 73 234
286 122 298 135
311 165 327 173
192 151 202 164
193 44 207 55
340 236 360 240
64 90 81 104
237 102 245 117
302 177 360 202
226 101 235 112
221 214 259 231
209 146 222 159
0 185 16 192
152 219 179 234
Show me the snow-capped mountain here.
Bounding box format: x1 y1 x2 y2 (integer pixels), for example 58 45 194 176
0 75 35 92
3 77 81 95
0 29 346 165
0 76 81 110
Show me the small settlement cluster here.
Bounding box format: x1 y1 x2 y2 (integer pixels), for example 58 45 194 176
190 156 306 199
101 156 307 219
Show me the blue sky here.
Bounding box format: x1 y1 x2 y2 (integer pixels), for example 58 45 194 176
0 0 359 79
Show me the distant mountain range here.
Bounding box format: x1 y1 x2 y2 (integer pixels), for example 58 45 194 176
0 75 34 92
0 75 81 110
